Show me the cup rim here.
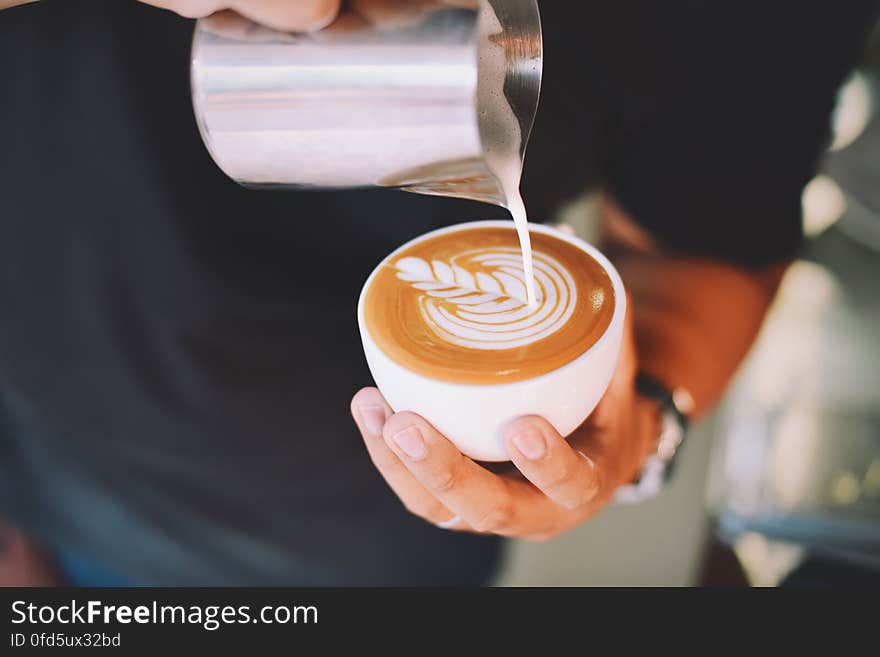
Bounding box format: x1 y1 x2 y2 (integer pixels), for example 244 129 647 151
358 220 627 388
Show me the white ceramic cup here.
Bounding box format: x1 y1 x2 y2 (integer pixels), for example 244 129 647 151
358 220 627 462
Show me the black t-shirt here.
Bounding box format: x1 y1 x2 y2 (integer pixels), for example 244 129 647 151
0 0 875 584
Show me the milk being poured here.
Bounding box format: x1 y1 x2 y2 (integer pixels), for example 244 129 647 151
478 6 538 308
493 160 536 308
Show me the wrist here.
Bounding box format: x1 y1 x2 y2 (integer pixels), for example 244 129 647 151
616 374 692 503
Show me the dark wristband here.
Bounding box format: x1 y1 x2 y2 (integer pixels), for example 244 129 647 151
635 373 691 433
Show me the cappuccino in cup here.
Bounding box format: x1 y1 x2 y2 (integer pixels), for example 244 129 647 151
358 221 626 462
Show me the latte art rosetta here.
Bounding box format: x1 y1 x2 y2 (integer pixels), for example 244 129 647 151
393 248 575 350
363 226 615 385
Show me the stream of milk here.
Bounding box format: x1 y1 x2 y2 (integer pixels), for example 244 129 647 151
478 6 538 308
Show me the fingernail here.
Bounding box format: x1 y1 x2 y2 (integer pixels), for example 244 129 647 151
436 515 461 530
390 426 428 461
577 451 601 501
358 405 387 436
512 430 546 460
577 451 597 471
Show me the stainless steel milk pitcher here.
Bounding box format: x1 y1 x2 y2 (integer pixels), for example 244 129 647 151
190 0 542 206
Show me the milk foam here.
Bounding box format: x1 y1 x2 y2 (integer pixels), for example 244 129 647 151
478 5 538 307
364 225 615 385
394 247 575 350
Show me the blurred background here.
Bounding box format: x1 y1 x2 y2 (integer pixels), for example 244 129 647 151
498 22 880 586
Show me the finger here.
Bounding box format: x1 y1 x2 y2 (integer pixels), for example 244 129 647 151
311 9 371 36
351 0 475 28
569 393 661 502
198 9 302 42
141 0 226 19
351 389 458 527
382 412 564 536
229 0 342 31
0 2 38 10
504 417 601 510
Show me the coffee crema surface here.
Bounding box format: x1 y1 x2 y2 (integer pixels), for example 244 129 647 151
364 226 615 384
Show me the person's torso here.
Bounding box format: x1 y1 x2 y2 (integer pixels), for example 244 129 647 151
0 0 616 583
